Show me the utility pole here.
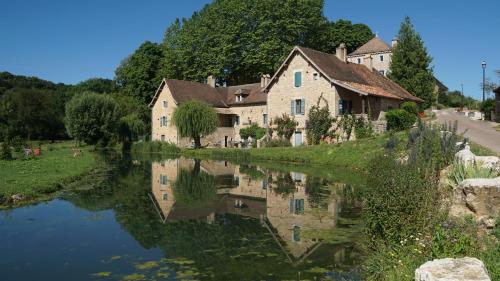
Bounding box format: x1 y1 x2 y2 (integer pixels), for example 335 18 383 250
461 83 464 106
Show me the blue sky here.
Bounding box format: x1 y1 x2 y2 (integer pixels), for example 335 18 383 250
0 0 498 100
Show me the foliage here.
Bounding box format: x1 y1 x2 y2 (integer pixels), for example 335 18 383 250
172 100 219 149
0 142 12 160
75 78 116 94
130 141 180 155
115 41 164 104
118 114 146 149
261 138 292 147
388 17 435 109
172 161 217 207
65 92 120 146
0 141 96 203
354 116 373 139
156 0 373 85
306 96 335 145
272 114 297 140
401 101 418 115
439 90 479 109
480 98 495 120
447 160 499 188
363 153 440 246
338 114 356 140
239 124 266 140
385 109 416 131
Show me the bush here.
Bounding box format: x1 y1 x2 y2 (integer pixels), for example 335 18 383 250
0 142 13 160
306 96 335 144
401 101 418 115
262 139 292 147
131 141 180 155
272 114 297 140
480 99 495 121
239 124 266 141
354 116 373 139
385 109 416 131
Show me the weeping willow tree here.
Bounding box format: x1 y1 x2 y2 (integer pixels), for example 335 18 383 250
172 100 218 148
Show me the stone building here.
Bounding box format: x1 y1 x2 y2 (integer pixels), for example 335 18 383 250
346 36 397 76
149 44 422 147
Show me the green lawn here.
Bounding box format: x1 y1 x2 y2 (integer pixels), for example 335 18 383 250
0 142 96 204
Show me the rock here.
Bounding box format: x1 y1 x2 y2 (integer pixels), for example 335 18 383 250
415 257 491 281
455 148 475 167
11 194 23 203
475 156 500 172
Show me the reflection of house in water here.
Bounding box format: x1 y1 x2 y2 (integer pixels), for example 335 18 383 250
150 159 342 263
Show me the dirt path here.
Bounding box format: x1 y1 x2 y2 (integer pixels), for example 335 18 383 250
435 109 500 154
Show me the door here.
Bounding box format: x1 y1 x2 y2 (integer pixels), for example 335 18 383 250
294 132 302 146
224 136 228 148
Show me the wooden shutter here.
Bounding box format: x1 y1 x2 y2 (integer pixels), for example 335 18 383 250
294 72 302 87
291 100 295 115
301 98 305 115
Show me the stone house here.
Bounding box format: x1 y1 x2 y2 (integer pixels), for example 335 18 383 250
149 44 422 147
346 36 397 77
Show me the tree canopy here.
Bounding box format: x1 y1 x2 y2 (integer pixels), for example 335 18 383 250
388 17 435 109
172 100 218 149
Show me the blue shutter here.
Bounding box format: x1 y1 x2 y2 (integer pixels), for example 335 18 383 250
294 72 302 87
291 100 295 116
289 199 295 214
301 99 305 115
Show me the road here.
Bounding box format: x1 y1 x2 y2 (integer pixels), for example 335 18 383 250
434 109 500 154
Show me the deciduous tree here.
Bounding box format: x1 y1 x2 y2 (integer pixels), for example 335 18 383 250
172 100 218 149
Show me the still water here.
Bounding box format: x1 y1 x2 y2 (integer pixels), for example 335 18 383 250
0 156 365 281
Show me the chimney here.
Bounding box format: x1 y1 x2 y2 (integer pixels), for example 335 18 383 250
364 55 373 71
391 38 398 48
335 43 347 62
260 74 271 87
207 75 216 87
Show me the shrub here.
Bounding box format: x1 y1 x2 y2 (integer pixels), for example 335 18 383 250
354 116 373 139
131 141 180 155
401 101 418 115
239 124 266 141
363 154 440 246
480 99 495 121
306 96 335 144
385 109 416 131
272 114 297 140
447 160 499 188
262 139 292 147
338 114 356 140
0 142 13 160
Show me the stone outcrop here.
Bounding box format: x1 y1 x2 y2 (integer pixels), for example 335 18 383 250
455 146 500 171
415 257 491 281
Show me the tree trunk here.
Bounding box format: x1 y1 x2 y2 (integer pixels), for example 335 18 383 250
193 135 201 149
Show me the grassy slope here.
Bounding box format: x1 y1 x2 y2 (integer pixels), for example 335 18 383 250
0 142 96 202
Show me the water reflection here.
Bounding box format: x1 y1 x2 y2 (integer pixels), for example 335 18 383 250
150 158 355 265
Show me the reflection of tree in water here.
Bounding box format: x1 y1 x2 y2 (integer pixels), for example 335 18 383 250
271 172 297 197
173 159 217 207
305 176 332 208
238 165 266 179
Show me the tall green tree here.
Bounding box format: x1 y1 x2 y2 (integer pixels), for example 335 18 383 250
388 17 434 109
65 92 120 146
172 100 218 149
313 20 374 54
75 78 117 94
115 41 163 104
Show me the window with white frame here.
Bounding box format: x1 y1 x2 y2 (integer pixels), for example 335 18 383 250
160 174 167 185
160 116 168 127
263 114 268 125
236 95 242 102
291 99 305 115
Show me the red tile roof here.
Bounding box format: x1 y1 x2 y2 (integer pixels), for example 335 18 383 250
348 37 391 56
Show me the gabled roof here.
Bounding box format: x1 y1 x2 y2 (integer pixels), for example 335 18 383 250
148 79 266 108
348 37 392 56
494 86 500 94
264 46 423 102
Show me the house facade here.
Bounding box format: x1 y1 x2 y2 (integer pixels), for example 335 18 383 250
346 36 397 77
150 44 422 147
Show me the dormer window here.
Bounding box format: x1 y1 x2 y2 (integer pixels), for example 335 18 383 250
357 58 361 64
380 55 384 62
236 95 242 102
313 72 319 80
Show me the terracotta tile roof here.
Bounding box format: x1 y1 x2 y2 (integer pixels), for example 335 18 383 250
149 79 266 108
348 37 391 56
338 81 402 100
296 46 423 102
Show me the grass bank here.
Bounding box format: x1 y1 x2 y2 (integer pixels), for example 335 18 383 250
0 141 97 206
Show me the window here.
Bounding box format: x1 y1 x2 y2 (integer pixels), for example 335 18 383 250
163 100 168 108
313 72 319 80
160 174 167 185
263 114 268 125
162 193 168 201
289 199 305 215
379 70 385 75
233 176 240 187
294 71 302 87
236 95 242 102
357 58 361 64
161 135 165 141
339 99 353 115
261 179 268 190
380 55 384 62
291 99 305 115
234 116 240 126
160 116 168 127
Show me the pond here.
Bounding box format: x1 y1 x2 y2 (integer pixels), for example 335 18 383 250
0 156 365 281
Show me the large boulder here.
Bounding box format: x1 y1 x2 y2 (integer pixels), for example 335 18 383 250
415 257 490 281
455 147 476 166
450 177 500 228
475 156 500 172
